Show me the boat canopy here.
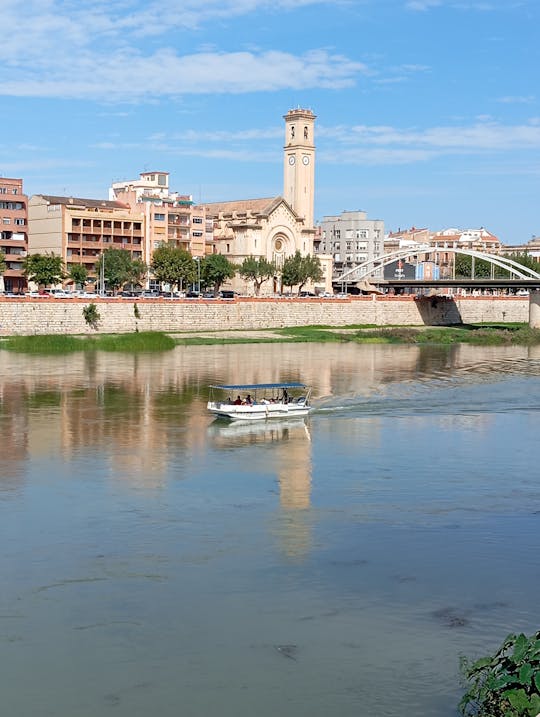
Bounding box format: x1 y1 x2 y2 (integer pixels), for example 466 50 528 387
209 382 307 391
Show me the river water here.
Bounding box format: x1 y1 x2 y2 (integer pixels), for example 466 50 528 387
1 342 540 716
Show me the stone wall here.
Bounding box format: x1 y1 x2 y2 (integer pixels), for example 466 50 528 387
0 295 529 336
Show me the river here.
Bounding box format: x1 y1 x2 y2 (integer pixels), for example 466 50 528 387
1 342 540 716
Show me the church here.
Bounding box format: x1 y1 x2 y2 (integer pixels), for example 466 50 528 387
204 108 331 294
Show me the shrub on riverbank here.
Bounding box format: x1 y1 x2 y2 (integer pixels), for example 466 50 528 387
459 631 540 716
353 325 540 346
1 331 175 354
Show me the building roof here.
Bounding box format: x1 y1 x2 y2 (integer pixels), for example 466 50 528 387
36 195 130 210
203 196 282 218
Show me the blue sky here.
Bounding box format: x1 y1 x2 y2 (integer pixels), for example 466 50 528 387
2 0 539 244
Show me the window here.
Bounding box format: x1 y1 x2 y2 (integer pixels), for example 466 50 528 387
0 188 6 194
346 241 352 250
192 216 203 224
154 213 165 221
193 231 203 237
12 188 18 194
226 244 230 253
2 218 10 224
15 218 25 225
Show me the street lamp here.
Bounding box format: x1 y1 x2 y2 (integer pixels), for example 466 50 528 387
100 252 105 297
194 256 201 294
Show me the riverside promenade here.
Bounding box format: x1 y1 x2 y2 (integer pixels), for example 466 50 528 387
0 295 530 336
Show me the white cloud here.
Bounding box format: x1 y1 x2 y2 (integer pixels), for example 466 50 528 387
0 0 367 99
0 48 367 99
497 95 536 104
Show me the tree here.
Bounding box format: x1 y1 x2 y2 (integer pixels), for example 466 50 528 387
128 259 148 289
95 248 134 294
201 254 236 293
297 253 323 293
151 246 195 294
281 251 323 293
68 264 88 289
238 256 276 296
23 252 64 287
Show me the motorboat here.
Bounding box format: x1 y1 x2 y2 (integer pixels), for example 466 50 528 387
207 382 312 421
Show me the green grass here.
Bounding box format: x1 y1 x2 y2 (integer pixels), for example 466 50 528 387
1 334 85 354
2 331 176 354
351 325 540 346
3 324 540 352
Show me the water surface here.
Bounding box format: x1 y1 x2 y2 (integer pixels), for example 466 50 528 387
1 343 540 716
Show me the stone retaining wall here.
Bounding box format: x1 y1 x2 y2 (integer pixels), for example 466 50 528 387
0 296 529 336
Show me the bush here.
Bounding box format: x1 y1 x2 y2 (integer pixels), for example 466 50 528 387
82 303 101 329
460 631 540 716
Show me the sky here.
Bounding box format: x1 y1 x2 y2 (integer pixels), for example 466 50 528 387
1 0 539 245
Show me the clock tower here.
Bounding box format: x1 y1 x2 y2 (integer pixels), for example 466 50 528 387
283 108 316 230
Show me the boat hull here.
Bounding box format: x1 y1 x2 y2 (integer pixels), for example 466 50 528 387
207 401 311 421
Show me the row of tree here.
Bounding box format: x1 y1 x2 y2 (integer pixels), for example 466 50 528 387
1 247 323 295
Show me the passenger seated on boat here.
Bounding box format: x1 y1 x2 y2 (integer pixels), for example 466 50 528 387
234 395 242 405
244 394 253 405
283 389 289 404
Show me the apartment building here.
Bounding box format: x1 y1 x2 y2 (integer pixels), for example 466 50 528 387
0 177 28 293
109 172 213 264
314 210 384 280
28 195 144 284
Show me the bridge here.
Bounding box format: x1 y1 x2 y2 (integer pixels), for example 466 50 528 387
333 245 540 292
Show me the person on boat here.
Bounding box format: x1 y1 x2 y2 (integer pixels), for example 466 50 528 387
234 395 242 405
283 388 288 404
244 394 253 405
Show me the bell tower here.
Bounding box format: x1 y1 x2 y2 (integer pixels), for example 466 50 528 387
283 108 316 230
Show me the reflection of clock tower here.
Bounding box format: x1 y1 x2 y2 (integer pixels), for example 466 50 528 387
283 108 316 231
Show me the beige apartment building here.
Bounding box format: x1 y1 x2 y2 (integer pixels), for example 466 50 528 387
0 177 28 293
109 171 213 264
28 195 144 285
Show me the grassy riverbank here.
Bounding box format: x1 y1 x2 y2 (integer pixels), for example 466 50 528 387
175 323 540 346
2 324 540 353
0 331 176 354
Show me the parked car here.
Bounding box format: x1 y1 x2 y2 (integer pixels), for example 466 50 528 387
219 290 236 299
185 291 201 298
516 289 530 296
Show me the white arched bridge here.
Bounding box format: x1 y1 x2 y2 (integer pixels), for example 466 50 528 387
335 245 540 288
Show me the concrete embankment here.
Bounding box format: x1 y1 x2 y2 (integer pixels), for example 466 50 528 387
0 295 529 336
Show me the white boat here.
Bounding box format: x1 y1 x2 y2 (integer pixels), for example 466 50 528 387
207 382 312 421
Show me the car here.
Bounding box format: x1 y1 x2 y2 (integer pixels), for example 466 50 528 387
185 291 201 298
219 290 236 299
516 289 530 296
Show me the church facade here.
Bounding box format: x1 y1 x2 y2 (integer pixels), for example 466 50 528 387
204 108 331 294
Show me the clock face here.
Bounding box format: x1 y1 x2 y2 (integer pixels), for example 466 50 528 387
302 155 310 165
288 156 295 165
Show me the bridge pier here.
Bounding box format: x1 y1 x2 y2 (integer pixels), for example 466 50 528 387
529 291 540 328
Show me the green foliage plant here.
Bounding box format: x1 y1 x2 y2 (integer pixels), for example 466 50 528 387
281 251 323 294
459 631 540 717
237 256 275 295
22 252 64 287
68 263 88 289
201 254 236 293
0 250 6 276
95 248 136 294
82 302 101 329
151 245 195 294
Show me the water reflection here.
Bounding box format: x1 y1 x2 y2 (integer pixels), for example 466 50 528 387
2 342 540 493
209 418 313 560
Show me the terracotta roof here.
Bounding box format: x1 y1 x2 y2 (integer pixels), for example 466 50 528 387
37 195 130 210
203 197 281 217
